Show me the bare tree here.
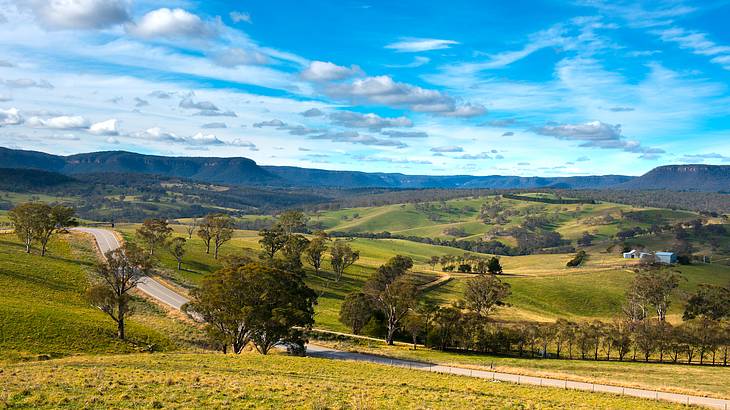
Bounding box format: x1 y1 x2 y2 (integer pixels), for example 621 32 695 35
185 218 198 239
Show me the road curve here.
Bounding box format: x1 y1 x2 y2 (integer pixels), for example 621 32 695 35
74 227 190 310
75 228 728 409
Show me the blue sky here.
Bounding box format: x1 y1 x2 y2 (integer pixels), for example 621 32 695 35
0 0 729 176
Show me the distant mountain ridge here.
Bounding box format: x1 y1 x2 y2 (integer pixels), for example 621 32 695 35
617 164 730 192
1 146 726 191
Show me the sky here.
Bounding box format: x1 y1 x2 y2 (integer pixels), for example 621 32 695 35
0 0 729 177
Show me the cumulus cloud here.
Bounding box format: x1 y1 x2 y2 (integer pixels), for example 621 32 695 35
380 130 428 138
4 78 53 89
326 75 484 117
456 152 492 160
127 8 216 39
138 126 184 143
328 111 412 130
680 153 730 163
212 48 268 67
0 108 23 126
279 125 318 135
352 154 431 165
195 110 236 117
189 132 224 145
179 96 219 111
25 0 130 30
430 145 463 153
89 118 119 135
229 11 252 24
106 136 119 144
229 138 257 149
532 121 664 157
309 131 407 148
482 118 517 127
149 90 175 99
300 61 361 82
201 122 227 129
300 108 324 117
28 115 89 129
385 38 459 52
134 97 149 107
253 119 286 128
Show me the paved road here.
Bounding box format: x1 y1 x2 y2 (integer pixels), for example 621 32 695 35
77 228 729 409
74 227 190 309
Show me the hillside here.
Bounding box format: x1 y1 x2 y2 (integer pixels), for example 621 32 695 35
0 147 633 189
619 164 730 192
0 353 682 409
0 232 201 361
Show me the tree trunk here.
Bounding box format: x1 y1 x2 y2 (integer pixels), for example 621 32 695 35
177 260 182 270
25 238 31 253
41 242 47 256
117 303 125 340
214 245 219 259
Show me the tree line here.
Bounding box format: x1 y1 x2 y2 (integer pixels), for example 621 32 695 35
340 256 730 366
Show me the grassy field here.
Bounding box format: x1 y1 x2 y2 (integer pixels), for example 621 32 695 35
316 340 730 399
0 352 686 409
0 232 204 361
308 194 703 247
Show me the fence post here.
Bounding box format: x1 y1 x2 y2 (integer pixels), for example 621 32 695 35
517 376 520 385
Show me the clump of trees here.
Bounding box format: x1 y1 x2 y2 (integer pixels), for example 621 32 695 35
197 213 234 259
184 210 319 355
566 250 587 267
185 261 316 355
436 254 503 275
8 202 76 255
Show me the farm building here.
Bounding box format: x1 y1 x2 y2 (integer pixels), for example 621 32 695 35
623 250 638 258
655 252 677 264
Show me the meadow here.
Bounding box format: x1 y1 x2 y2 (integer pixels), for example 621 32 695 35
0 232 204 362
0 352 686 409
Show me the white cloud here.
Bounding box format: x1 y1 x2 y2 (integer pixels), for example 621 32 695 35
89 118 119 135
105 136 119 144
300 61 361 82
189 132 224 145
532 121 664 156
385 56 430 68
179 96 219 111
0 108 23 126
28 115 90 129
308 131 408 148
431 145 463 153
253 119 286 128
326 75 484 117
385 38 459 53
229 11 252 24
127 8 215 39
25 0 129 30
300 108 324 117
201 122 227 129
655 27 730 70
212 48 269 67
4 78 53 88
328 111 412 130
380 130 428 139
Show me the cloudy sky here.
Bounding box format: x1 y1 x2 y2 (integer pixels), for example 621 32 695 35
0 0 729 176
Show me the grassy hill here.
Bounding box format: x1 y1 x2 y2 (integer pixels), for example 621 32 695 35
0 232 203 361
0 352 683 409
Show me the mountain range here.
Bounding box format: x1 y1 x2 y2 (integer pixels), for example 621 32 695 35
1 147 728 191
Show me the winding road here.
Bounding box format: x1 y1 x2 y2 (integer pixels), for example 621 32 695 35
76 227 729 409
74 227 190 309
